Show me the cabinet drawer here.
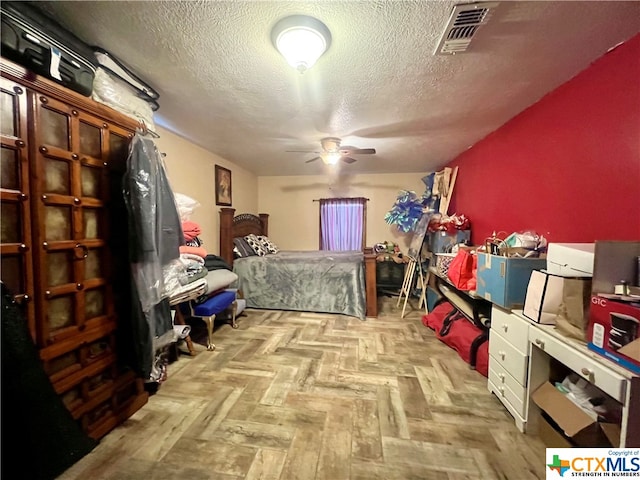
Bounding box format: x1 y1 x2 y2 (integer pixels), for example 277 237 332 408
491 306 530 353
528 325 627 403
489 331 529 385
489 357 527 404
488 378 527 421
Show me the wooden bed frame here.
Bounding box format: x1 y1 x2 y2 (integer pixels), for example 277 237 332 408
219 208 378 317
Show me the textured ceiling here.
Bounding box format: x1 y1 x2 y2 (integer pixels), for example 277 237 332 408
35 1 640 176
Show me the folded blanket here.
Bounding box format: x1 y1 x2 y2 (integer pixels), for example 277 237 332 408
179 245 207 258
185 267 208 283
204 254 232 271
168 278 208 306
182 221 202 242
180 253 205 266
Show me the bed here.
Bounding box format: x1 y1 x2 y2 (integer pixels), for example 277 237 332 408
219 208 378 318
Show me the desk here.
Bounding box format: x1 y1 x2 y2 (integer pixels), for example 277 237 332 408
489 306 640 447
526 320 640 447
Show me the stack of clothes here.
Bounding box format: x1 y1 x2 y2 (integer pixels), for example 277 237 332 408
179 220 207 282
169 219 236 305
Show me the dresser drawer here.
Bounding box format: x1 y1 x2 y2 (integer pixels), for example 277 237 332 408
488 378 526 419
489 357 527 404
528 325 627 403
489 331 529 385
491 306 530 353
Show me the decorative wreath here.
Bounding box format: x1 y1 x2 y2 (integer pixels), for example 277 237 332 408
384 190 429 233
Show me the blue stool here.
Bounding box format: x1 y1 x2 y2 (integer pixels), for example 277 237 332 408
191 289 237 351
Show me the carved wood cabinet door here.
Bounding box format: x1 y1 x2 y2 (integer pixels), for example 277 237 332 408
0 76 35 338
29 91 144 436
31 93 116 348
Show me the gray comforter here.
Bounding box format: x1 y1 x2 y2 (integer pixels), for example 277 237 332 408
233 250 366 320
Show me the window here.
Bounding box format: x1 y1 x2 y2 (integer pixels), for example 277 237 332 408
319 197 367 251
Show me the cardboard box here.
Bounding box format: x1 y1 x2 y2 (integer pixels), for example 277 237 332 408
531 382 616 448
587 295 640 374
428 230 471 254
476 253 547 309
537 413 573 448
547 243 594 277
523 270 564 324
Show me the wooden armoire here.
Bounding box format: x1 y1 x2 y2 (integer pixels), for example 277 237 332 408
1 58 148 439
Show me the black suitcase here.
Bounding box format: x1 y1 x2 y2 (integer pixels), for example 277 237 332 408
93 47 160 104
1 1 97 96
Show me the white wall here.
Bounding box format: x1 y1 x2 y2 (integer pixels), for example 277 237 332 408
258 172 429 253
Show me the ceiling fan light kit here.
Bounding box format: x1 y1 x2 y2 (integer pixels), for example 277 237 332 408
293 137 377 166
321 152 341 165
271 15 331 73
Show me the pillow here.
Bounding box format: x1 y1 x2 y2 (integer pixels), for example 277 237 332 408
204 269 238 295
233 237 256 258
244 234 267 256
257 235 279 254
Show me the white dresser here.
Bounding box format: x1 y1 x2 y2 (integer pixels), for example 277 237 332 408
487 306 531 432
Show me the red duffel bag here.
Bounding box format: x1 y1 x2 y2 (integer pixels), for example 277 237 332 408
422 300 488 377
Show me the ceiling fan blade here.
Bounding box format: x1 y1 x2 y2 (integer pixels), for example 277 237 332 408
341 157 357 164
339 147 376 155
305 156 321 163
287 150 319 153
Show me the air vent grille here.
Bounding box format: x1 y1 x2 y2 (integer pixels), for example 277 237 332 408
447 25 479 40
453 8 491 26
435 2 499 55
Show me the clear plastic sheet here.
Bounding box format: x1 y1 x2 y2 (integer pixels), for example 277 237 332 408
174 193 201 221
162 258 188 296
92 67 156 131
130 261 163 313
503 230 548 256
123 134 183 312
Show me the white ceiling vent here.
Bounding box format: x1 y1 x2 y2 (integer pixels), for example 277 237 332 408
435 2 499 55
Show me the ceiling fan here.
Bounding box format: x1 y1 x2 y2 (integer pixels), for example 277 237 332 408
287 137 376 165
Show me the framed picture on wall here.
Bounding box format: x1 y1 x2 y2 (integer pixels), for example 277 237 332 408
215 165 232 206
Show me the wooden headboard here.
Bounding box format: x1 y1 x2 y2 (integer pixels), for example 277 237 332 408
219 208 269 266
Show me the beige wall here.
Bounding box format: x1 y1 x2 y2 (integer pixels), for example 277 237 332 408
154 126 258 255
258 173 428 253
151 127 426 254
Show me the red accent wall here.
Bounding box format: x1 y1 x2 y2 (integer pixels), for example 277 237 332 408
447 33 640 245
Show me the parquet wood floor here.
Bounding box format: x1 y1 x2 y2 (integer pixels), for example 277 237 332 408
58 298 546 479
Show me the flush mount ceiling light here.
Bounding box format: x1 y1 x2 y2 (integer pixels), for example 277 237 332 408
271 15 331 73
